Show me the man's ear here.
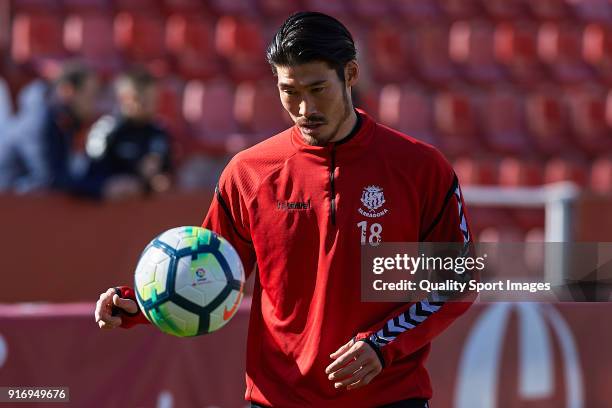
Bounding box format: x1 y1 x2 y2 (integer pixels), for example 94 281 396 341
344 61 359 87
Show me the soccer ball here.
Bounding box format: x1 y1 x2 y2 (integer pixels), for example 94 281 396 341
133 226 245 337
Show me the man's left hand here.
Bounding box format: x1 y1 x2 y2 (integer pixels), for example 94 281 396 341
325 338 382 391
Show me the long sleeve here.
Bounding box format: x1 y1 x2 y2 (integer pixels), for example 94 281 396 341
355 169 475 367
202 161 257 280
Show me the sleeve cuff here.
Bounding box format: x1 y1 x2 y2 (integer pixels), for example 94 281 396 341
114 286 150 329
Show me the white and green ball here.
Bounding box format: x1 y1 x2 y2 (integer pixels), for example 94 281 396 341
134 226 245 337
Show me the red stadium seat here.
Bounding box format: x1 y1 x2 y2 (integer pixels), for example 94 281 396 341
525 0 569 20
113 0 161 13
433 89 481 156
449 19 505 83
453 157 498 185
387 0 440 23
160 0 208 14
166 14 221 79
256 0 301 19
590 156 612 193
63 0 110 12
378 83 436 146
498 157 544 186
11 0 62 13
114 12 166 61
481 0 524 21
366 24 412 83
350 0 391 22
437 0 481 20
481 87 530 155
156 78 184 133
215 15 268 81
11 13 65 62
525 88 572 156
544 157 589 186
494 20 544 85
412 23 457 85
537 21 591 83
64 13 119 72
582 23 612 83
301 0 349 20
182 78 240 155
234 80 289 142
209 0 256 16
565 86 612 156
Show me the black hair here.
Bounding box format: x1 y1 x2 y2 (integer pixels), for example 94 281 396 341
266 11 357 82
55 62 93 90
116 66 156 93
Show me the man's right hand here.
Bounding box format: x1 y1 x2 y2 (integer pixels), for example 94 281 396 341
94 287 139 329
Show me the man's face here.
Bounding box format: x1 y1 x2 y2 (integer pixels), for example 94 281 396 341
275 61 357 145
118 83 158 122
72 75 99 121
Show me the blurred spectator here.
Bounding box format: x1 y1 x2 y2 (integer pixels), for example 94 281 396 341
44 62 100 194
0 76 49 192
85 68 172 200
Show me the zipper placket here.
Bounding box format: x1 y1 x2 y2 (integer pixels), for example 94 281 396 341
329 144 336 225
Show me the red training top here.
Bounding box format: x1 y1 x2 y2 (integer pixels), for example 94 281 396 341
121 109 473 407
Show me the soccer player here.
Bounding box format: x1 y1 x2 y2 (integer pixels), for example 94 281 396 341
95 12 473 408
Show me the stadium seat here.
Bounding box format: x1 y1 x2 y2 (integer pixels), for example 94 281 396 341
366 24 412 83
215 15 268 81
480 0 524 21
412 23 457 85
525 88 572 156
234 80 289 143
378 83 436 146
11 13 65 63
590 156 612 193
301 0 349 20
498 157 544 186
582 23 612 83
437 0 481 20
209 0 256 16
433 89 481 156
166 14 221 79
525 0 569 20
544 157 589 186
565 86 612 156
449 19 505 83
160 0 208 14
113 0 161 13
11 0 61 13
481 87 530 155
452 157 498 185
63 0 110 12
64 13 119 73
349 0 391 22
114 12 166 62
387 0 441 22
494 20 544 85
537 21 591 83
156 78 184 133
256 0 301 19
182 78 240 155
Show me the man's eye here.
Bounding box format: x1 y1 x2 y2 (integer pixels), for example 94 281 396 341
312 87 324 93
282 89 296 95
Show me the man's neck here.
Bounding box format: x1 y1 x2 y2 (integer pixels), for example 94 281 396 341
329 109 359 144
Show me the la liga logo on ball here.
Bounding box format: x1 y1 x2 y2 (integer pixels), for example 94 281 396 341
193 267 208 284
133 226 245 337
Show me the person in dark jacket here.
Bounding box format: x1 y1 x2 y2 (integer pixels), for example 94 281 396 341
85 68 172 200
